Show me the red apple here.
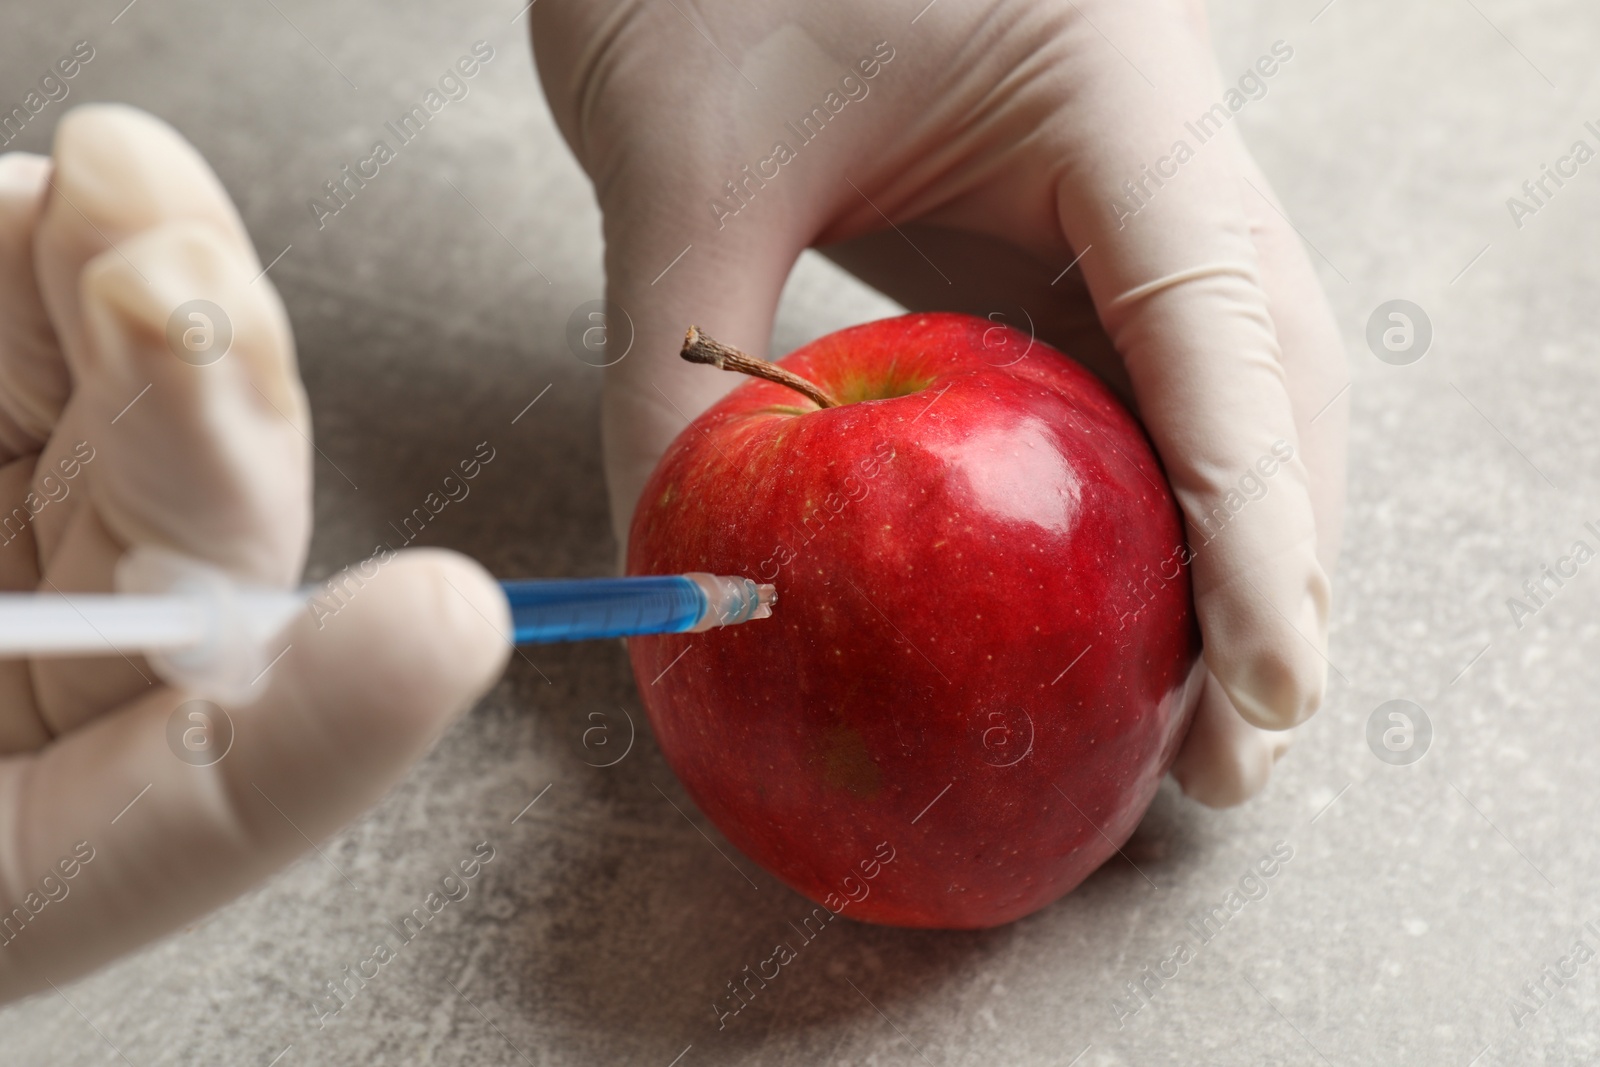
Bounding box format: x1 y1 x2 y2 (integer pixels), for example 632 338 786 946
627 312 1201 928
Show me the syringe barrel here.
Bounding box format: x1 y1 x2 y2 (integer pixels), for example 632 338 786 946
500 575 707 643
498 574 776 643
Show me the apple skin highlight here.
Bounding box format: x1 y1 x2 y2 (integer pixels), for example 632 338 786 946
627 312 1202 929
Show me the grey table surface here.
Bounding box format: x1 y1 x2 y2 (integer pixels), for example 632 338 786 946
2 1 1598 1065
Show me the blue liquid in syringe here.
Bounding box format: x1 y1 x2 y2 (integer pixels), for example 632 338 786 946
499 576 708 643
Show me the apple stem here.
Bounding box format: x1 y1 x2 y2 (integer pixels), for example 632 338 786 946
680 327 838 409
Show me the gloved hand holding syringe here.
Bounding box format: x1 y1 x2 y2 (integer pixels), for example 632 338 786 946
0 104 773 1006
0 547 775 703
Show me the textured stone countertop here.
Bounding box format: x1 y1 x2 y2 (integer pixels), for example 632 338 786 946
2 2 1598 1064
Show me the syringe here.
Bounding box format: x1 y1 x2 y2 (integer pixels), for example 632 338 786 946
0 548 775 703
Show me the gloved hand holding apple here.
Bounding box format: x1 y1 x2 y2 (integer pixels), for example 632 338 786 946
535 0 1347 918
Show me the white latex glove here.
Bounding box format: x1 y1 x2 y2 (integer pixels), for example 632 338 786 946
0 106 510 1004
532 0 1346 806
